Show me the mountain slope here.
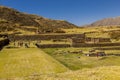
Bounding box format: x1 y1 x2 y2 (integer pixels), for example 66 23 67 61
0 6 40 27
29 14 77 29
89 17 120 26
0 6 77 32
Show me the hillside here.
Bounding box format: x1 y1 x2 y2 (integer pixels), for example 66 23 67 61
0 6 39 27
29 14 77 29
0 19 16 32
0 6 77 33
89 17 120 26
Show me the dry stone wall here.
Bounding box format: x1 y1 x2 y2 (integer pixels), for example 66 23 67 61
36 43 71 48
8 34 85 41
72 43 120 47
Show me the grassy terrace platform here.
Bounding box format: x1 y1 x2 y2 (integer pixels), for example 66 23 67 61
42 48 120 70
0 48 68 79
26 66 120 80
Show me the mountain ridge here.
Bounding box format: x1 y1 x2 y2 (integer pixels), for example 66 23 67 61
88 17 120 27
0 6 78 32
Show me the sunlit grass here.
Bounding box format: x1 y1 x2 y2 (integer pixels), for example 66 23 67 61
42 48 120 70
0 48 68 79
40 66 120 80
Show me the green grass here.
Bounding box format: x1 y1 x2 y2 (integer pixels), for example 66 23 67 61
0 48 68 79
37 66 120 80
0 46 120 79
105 50 120 54
25 66 120 80
42 48 120 70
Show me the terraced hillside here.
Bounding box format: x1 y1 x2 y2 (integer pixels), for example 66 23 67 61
0 48 68 79
0 6 77 34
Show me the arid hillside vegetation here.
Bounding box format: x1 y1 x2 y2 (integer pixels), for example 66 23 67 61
0 6 77 33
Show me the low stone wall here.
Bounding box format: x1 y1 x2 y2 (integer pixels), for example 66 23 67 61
85 37 111 43
72 43 120 47
8 34 85 41
0 39 9 50
36 43 120 48
85 53 120 57
94 47 120 50
106 54 120 56
36 44 71 48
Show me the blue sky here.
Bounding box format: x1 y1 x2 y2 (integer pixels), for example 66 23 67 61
0 0 120 26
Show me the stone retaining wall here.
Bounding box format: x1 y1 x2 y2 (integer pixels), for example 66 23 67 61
8 34 85 41
36 43 120 48
94 47 120 50
72 43 120 47
36 43 71 48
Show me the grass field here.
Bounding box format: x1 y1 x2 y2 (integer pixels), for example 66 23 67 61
0 48 68 79
0 45 120 79
42 48 120 70
25 66 120 80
